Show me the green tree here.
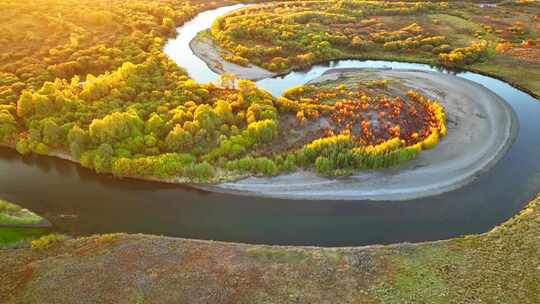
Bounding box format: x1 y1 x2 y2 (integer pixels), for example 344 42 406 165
246 119 278 144
67 125 89 159
0 111 16 142
165 125 193 152
89 111 144 144
145 113 165 136
193 104 220 131
41 119 62 147
17 91 34 118
214 100 234 124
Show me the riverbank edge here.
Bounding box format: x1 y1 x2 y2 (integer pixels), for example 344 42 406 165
0 221 52 229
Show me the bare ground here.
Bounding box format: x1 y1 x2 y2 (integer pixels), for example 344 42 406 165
190 32 276 81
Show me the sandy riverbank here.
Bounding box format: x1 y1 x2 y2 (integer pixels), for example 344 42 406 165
189 32 276 81
197 68 518 201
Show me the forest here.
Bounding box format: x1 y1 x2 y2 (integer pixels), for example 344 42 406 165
0 0 449 182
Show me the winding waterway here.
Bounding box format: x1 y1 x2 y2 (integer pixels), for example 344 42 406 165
1 4 540 246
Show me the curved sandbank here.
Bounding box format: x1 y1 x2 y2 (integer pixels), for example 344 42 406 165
189 32 276 81
198 68 518 201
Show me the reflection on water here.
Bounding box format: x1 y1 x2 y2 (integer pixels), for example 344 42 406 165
255 60 455 96
1 5 539 246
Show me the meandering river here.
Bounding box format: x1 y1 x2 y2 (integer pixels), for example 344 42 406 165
1 4 540 246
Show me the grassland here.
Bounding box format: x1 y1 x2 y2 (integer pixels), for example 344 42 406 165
0 228 48 249
0 199 48 227
0 199 49 248
1 195 538 303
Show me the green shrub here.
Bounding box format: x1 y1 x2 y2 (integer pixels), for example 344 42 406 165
95 233 117 245
31 233 67 251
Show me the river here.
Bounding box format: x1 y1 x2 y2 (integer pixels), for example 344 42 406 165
1 4 539 246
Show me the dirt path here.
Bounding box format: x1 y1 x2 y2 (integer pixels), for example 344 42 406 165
199 69 518 201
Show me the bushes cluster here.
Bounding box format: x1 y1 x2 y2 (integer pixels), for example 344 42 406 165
293 135 419 176
31 233 67 251
278 85 448 176
438 41 489 67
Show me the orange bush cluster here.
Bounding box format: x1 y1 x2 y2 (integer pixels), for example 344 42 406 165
290 83 446 150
